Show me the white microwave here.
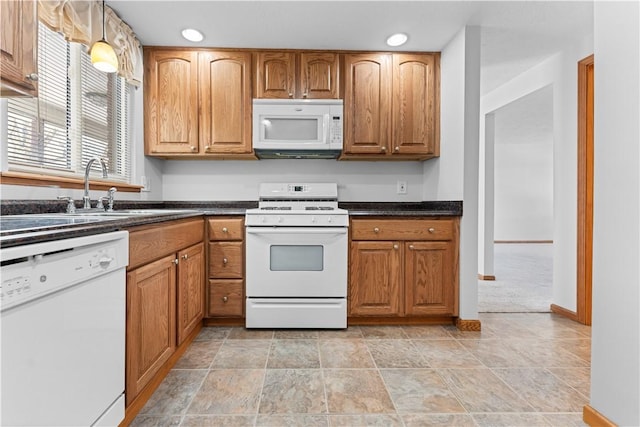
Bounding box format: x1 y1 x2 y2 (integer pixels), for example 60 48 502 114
252 99 343 159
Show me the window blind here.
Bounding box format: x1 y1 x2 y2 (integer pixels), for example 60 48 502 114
6 22 131 182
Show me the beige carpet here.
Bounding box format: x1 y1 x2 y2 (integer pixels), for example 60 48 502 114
478 243 553 313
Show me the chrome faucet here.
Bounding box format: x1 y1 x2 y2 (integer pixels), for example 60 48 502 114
83 157 108 209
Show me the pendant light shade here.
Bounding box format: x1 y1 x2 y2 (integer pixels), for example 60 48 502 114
91 0 118 73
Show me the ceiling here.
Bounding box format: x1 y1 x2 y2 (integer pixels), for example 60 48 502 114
108 1 593 94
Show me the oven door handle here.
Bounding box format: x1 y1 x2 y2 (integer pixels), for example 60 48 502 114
246 227 348 235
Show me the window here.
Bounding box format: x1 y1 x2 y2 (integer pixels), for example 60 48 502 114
6 22 131 182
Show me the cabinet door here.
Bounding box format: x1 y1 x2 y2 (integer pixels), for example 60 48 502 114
126 254 177 405
199 51 252 154
299 52 339 99
0 0 38 96
144 49 199 154
177 243 205 345
349 241 402 316
343 53 392 155
392 54 440 156
255 51 296 98
404 241 455 316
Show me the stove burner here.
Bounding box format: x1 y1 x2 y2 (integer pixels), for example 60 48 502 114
261 206 292 211
305 206 335 211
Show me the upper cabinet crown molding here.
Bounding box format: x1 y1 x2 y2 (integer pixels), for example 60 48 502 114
1 0 38 97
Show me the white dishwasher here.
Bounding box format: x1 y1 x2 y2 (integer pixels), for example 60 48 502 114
1 230 128 427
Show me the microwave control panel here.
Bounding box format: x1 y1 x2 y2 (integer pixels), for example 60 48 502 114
330 116 342 144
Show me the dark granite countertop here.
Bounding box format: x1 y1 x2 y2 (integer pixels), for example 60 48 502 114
0 200 461 248
340 201 462 216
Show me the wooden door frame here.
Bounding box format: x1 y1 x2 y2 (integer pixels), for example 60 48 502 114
576 54 594 325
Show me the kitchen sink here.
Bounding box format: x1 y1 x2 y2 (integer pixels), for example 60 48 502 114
67 209 196 216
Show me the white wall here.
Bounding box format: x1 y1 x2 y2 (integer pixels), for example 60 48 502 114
493 86 554 241
590 2 640 425
434 25 481 320
161 159 425 201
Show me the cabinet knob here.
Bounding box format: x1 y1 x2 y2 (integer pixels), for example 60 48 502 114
373 227 380 233
173 258 179 265
190 146 197 152
409 244 415 250
288 92 294 98
204 145 211 152
182 254 188 260
222 296 228 303
25 73 39 81
223 258 228 265
393 244 399 250
394 146 400 152
428 227 435 233
381 146 387 152
222 227 228 233
303 92 308 98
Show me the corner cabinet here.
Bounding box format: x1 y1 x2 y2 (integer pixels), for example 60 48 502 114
342 53 440 160
254 51 339 99
349 217 459 320
0 0 38 97
144 48 253 158
126 218 204 406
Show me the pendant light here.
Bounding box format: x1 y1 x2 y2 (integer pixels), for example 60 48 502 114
91 0 118 73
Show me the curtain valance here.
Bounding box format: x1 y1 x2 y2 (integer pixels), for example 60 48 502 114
38 0 143 86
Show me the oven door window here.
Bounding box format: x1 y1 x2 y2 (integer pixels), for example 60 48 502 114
263 118 321 142
270 245 323 271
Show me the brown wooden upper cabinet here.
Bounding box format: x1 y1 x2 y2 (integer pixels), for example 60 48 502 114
1 0 38 97
144 48 253 158
255 51 339 99
342 52 440 160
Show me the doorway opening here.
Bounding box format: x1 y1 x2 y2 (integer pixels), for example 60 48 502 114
478 85 555 313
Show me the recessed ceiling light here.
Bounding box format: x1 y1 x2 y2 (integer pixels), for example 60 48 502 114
386 33 408 47
181 28 204 42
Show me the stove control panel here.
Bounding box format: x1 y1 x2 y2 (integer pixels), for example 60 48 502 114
246 213 349 227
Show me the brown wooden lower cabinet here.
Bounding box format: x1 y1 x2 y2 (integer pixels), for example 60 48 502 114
349 217 459 319
125 219 204 408
126 254 177 404
209 279 244 316
206 216 245 320
177 242 205 345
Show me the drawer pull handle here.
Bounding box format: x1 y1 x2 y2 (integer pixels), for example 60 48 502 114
409 244 415 250
222 296 228 303
182 254 188 260
173 258 179 265
393 244 399 250
222 227 228 233
428 227 435 233
373 227 380 233
223 258 228 265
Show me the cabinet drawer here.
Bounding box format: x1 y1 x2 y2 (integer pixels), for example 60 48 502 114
351 218 453 241
129 219 204 270
208 217 244 241
209 279 244 317
209 242 243 278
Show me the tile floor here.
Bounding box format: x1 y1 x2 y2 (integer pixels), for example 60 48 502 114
131 313 591 427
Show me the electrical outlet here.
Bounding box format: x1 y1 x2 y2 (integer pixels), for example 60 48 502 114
141 176 151 192
397 180 407 194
